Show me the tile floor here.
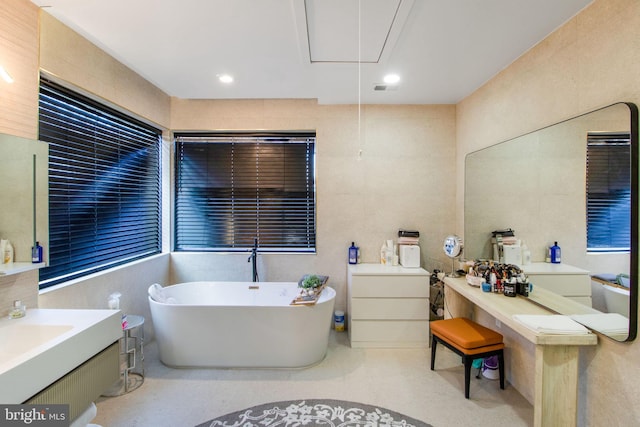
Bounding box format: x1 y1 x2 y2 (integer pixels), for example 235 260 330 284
93 331 533 426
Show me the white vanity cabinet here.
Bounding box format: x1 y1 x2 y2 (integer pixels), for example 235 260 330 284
522 262 592 306
347 264 430 348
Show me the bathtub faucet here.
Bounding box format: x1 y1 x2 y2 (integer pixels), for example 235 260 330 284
247 238 259 282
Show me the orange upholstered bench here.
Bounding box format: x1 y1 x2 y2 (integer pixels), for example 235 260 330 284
430 317 505 398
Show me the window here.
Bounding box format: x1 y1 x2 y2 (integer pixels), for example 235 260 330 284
586 132 631 252
38 79 162 288
174 132 316 252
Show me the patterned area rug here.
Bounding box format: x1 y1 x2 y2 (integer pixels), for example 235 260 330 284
196 399 432 427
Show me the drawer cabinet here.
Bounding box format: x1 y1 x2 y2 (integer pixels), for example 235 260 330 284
347 264 430 348
522 262 592 307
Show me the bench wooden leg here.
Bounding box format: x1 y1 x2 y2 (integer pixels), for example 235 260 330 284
498 351 505 390
463 356 473 399
430 335 437 371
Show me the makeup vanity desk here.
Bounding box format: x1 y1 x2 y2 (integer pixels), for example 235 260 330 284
443 276 597 427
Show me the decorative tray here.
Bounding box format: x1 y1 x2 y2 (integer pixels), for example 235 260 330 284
291 275 329 306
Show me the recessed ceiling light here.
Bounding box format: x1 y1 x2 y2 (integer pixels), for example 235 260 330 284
218 74 234 84
383 74 400 84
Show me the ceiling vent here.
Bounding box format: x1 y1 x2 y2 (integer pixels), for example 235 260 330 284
374 84 399 91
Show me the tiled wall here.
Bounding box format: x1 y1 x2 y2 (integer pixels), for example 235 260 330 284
456 0 640 424
170 99 457 311
0 0 39 140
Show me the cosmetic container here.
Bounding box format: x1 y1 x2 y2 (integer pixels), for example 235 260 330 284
348 242 358 264
550 241 561 264
32 241 43 263
9 300 26 319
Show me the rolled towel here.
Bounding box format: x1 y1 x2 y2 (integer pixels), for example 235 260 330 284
148 283 178 304
148 283 167 303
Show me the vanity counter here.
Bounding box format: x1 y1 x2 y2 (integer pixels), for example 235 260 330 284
443 276 597 345
443 276 596 427
0 309 122 403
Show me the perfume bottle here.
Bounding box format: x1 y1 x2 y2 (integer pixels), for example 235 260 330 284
9 300 26 319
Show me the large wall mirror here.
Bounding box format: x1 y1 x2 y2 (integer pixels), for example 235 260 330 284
0 133 49 266
465 102 638 341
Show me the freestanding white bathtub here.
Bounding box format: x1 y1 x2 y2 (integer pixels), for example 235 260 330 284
148 281 336 368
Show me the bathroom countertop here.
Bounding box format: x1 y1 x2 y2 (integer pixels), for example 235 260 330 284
0 308 122 403
443 276 597 346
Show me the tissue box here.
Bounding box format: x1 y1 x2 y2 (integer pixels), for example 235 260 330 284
503 244 522 265
399 245 420 268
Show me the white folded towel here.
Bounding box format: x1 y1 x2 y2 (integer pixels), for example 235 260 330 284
148 283 167 302
570 313 628 334
148 283 178 304
513 314 589 335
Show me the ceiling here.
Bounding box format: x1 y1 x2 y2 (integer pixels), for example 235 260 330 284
32 0 593 105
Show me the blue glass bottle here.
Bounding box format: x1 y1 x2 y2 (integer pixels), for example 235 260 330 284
348 242 359 264
550 241 561 264
32 241 43 263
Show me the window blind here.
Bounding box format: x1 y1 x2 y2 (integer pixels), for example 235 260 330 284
175 133 316 252
586 132 631 252
38 79 162 287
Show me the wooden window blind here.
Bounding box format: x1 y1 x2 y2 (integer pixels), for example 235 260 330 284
174 132 316 252
38 79 162 287
586 132 631 252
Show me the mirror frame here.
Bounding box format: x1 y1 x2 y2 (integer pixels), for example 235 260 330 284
464 102 638 341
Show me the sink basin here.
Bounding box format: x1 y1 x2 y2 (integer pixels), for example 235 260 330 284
0 309 122 403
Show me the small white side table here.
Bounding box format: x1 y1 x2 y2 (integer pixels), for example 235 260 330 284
102 314 145 396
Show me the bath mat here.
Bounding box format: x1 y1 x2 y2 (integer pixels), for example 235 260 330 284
196 399 432 427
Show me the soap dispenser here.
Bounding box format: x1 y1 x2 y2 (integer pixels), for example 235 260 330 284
108 292 128 329
108 292 121 310
3 240 13 264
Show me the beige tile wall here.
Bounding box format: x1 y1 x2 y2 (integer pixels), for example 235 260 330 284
170 99 457 312
456 0 640 424
0 0 39 140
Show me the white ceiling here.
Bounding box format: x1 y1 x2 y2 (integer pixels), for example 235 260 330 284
32 0 593 104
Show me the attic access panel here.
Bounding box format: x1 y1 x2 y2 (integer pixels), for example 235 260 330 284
303 0 410 63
